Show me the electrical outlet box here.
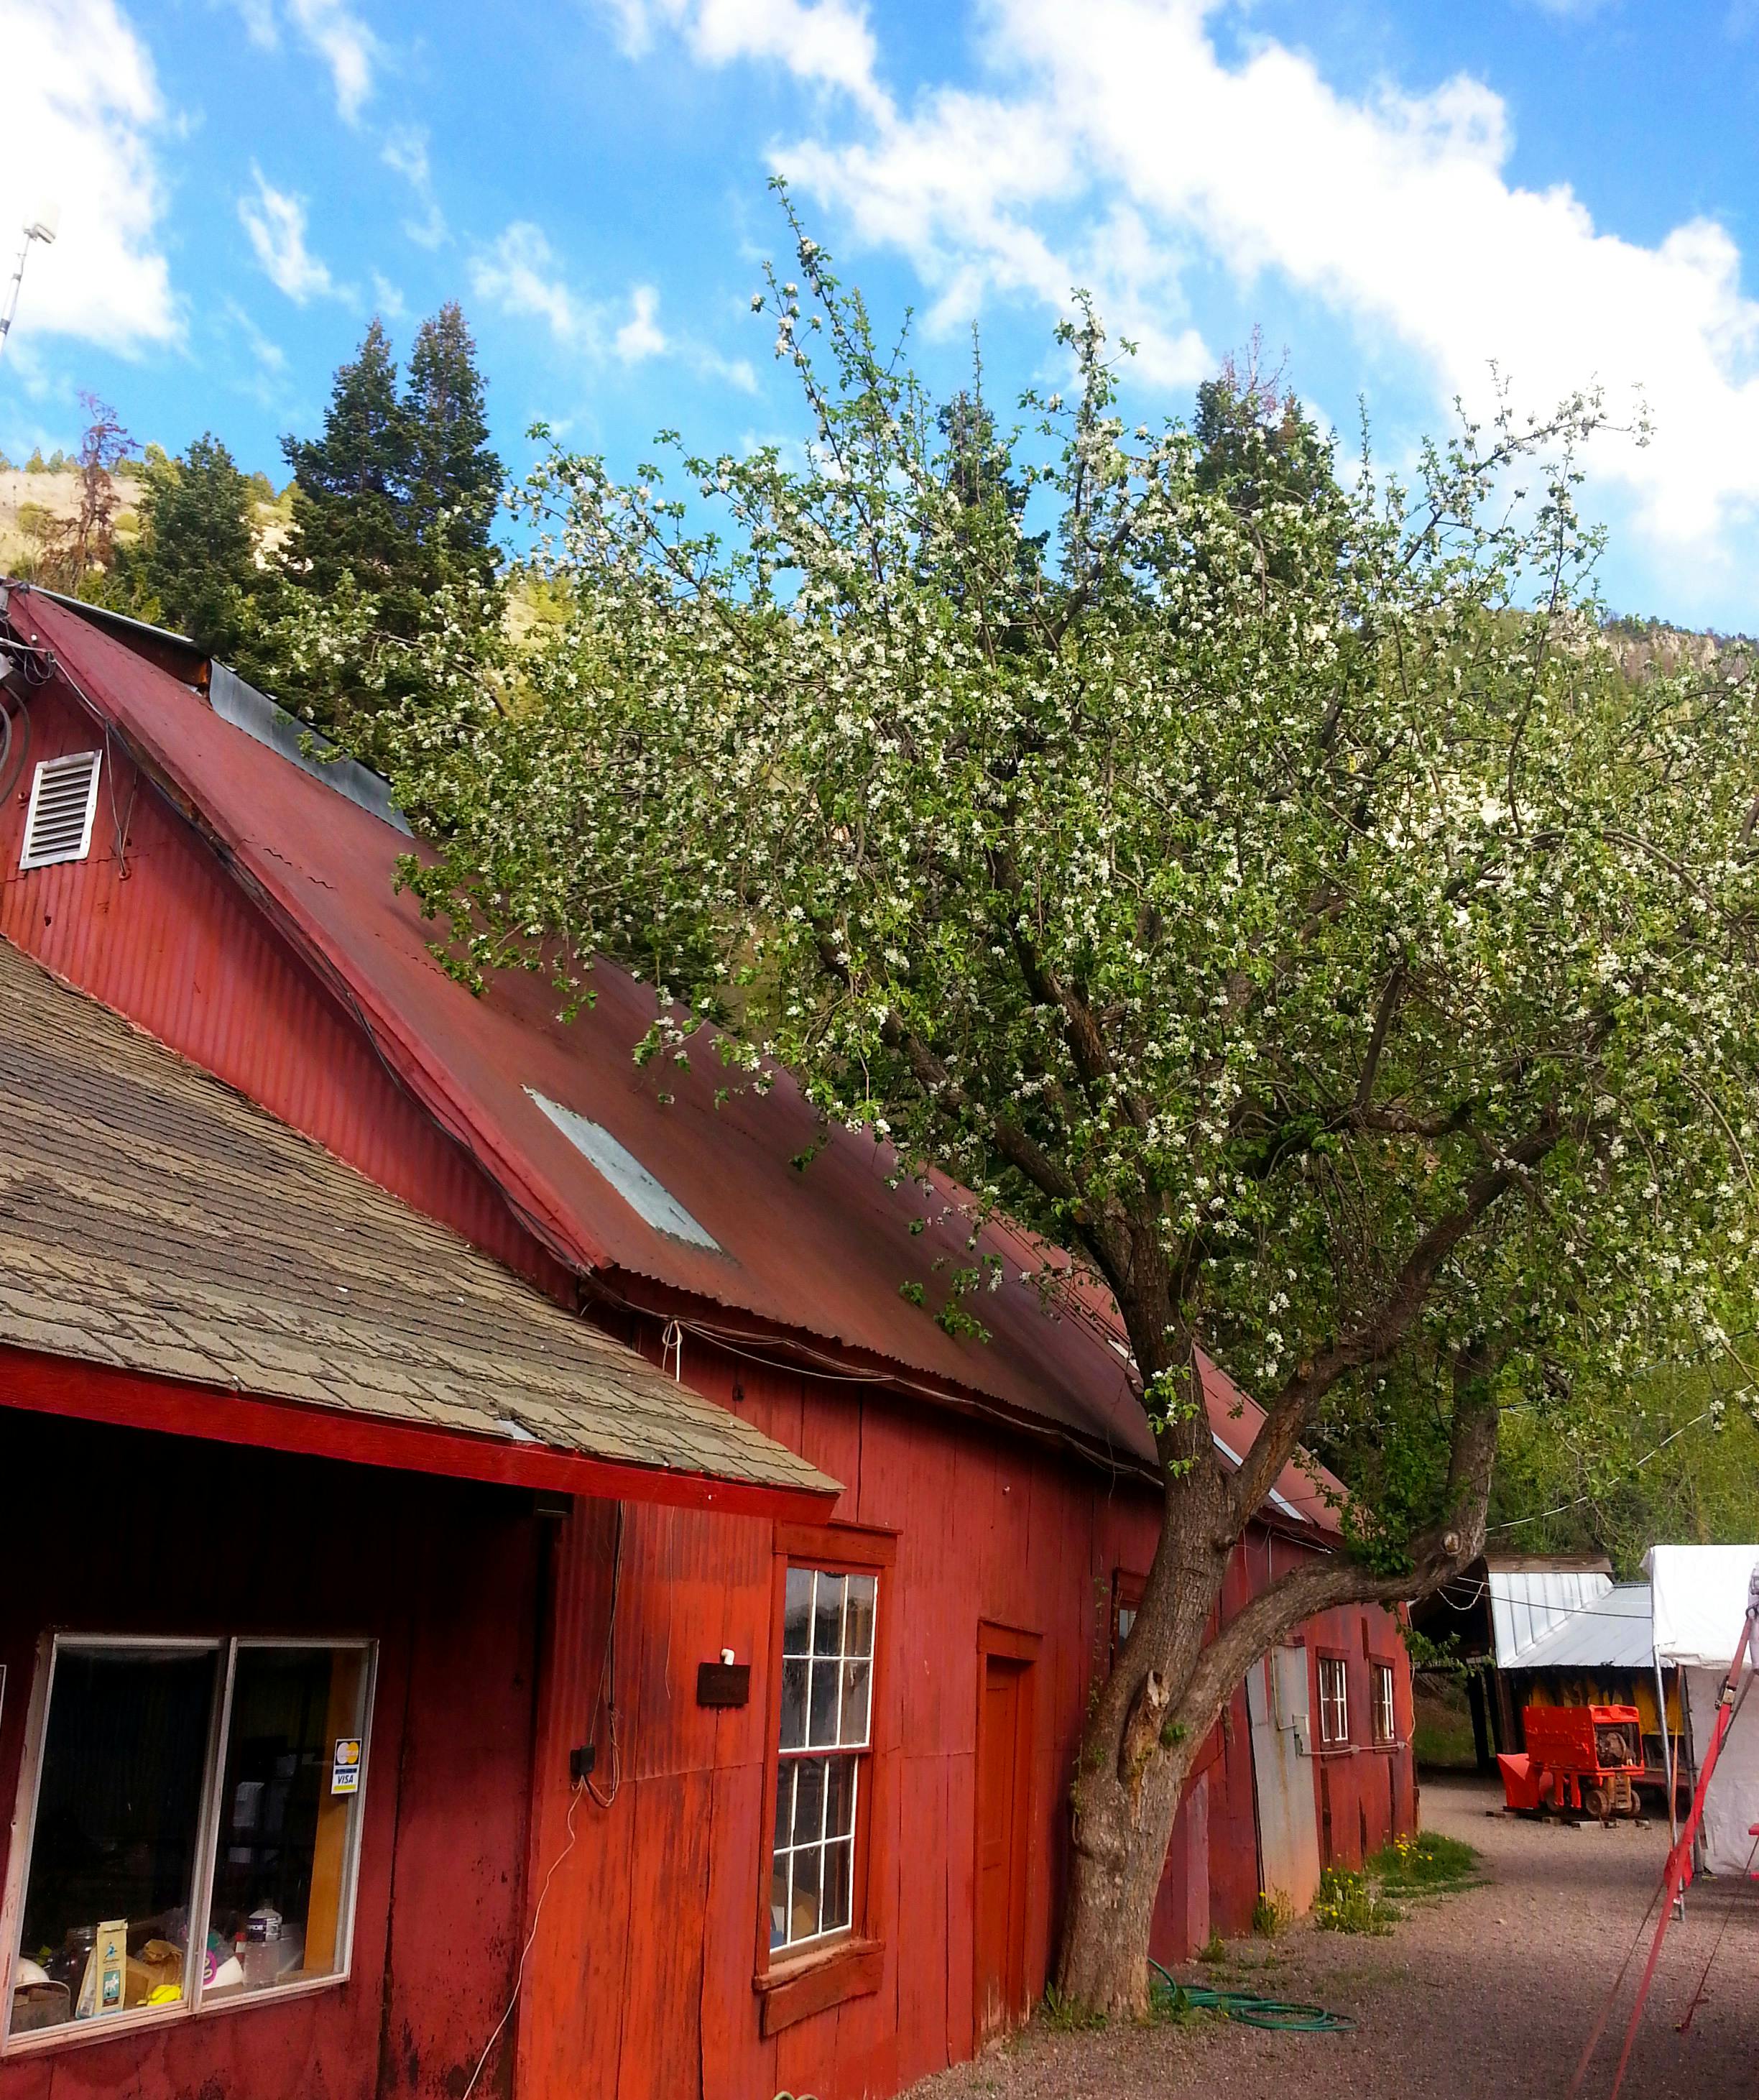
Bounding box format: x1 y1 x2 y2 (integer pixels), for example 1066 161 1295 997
569 1745 596 1784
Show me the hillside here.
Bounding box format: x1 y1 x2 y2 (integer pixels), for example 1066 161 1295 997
0 463 291 581
0 467 96 573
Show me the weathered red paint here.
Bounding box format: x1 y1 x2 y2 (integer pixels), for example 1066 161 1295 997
2 589 1344 1522
0 675 563 1302
1303 1598 1416 1871
0 592 1418 2100
0 1410 545 2100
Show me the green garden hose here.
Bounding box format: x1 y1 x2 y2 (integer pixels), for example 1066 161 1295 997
1149 1958 1356 2033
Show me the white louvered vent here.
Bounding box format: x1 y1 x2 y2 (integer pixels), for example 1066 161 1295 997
19 750 103 871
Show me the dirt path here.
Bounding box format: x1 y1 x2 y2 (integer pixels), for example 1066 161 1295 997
909 1774 1759 2100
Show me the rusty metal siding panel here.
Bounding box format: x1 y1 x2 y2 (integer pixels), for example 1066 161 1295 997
512 1350 1400 2100
8 592 1153 1463
0 681 563 1299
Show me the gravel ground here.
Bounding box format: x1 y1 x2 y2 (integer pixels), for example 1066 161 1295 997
909 1774 1759 2100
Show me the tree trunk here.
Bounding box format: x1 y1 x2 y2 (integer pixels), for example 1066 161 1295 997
1056 1325 1237 2016
1053 1331 1503 2015
1057 1442 1232 2012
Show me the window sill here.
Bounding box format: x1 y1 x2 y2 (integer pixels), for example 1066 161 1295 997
2 1971 351 2060
754 1938 884 2035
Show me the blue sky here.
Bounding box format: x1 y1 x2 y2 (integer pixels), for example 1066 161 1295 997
11 0 1759 628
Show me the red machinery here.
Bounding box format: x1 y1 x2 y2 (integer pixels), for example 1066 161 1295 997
1498 1703 1645 1820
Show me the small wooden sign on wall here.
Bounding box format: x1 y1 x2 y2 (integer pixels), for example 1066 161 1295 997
696 1661 750 1708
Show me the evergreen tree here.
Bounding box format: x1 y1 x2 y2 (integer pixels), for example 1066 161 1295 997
1192 333 1336 520
403 301 502 591
277 317 415 608
264 309 502 740
277 306 502 617
121 435 261 660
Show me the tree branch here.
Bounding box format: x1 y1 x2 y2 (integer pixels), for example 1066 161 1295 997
1185 1336 1501 1728
1227 1108 1561 1532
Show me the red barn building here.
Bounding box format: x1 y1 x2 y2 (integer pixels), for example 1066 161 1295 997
0 585 1415 2100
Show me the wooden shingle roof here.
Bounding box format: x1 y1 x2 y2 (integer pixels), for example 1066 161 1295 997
0 937 837 1509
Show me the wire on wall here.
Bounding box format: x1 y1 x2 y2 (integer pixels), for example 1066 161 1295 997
586 1501 625 1810
457 1777 586 2100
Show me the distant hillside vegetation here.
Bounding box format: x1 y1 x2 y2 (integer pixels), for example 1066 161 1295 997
0 456 290 584
1604 614 1757 684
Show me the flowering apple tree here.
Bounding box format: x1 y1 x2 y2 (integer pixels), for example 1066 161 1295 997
377 213 1759 2012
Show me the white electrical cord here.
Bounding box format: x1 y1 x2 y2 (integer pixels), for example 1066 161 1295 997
458 1779 585 2100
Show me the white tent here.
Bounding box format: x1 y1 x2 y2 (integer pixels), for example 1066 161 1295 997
1645 1547 1759 1876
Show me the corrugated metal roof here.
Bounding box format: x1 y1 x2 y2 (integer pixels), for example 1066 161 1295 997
0 933 837 1506
9 586 1342 1520
1500 1581 1654 1672
1490 1567 1617 1665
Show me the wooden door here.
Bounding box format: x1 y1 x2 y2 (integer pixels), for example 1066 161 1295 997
974 1635 1035 2048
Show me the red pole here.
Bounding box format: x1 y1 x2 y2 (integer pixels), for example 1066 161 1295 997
1591 1574 1759 2100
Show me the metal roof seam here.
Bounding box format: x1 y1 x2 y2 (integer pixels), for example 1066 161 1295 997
660 1302 1163 1490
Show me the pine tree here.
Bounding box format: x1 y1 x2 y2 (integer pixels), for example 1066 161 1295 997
120 434 261 661
403 301 502 593
263 308 503 742
277 317 416 607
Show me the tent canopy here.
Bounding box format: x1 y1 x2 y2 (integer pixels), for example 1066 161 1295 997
1645 1545 1759 1671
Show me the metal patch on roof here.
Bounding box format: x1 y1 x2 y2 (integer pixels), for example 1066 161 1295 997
1211 1430 1304 1521
208 663 413 835
527 1087 722 1251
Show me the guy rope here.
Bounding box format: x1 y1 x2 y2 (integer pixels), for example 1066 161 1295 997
1568 1562 1759 2100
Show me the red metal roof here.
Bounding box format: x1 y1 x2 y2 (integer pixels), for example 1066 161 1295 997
14 586 1342 1524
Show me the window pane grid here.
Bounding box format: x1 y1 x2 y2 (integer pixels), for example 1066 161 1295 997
1372 1663 1396 1744
770 1565 877 1952
1319 1657 1349 1745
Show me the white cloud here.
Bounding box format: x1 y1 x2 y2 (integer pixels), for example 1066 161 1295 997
470 222 599 348
0 0 177 353
751 0 1759 555
609 0 885 116
371 270 406 321
471 223 759 391
218 296 290 407
693 346 759 392
230 0 377 121
382 127 448 249
615 283 668 362
239 165 340 303
223 298 287 375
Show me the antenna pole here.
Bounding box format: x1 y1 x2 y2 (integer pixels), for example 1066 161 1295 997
0 226 50 362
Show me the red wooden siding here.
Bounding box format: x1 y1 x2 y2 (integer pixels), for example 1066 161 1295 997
0 688 565 1301
0 1412 545 2100
1302 1598 1414 1871
507 1340 1414 2100
1 643 1418 2100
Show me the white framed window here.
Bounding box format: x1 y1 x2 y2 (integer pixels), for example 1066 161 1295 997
1372 1661 1398 1746
4 1636 375 2049
1317 1654 1350 1746
769 1566 877 1954
19 751 102 871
